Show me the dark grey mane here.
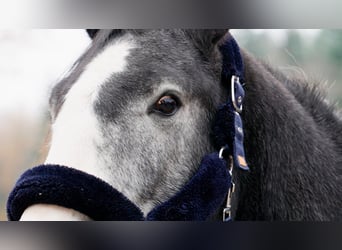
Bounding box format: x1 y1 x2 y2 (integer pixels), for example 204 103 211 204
235 51 342 220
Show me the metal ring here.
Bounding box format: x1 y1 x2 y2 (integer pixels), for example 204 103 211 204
219 146 227 159
231 75 243 113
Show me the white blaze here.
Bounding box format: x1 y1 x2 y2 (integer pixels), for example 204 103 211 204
45 36 135 179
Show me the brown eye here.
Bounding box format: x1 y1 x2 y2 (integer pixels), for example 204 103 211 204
153 95 180 116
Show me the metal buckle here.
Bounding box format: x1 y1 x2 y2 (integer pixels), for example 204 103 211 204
223 207 231 221
220 149 235 222
231 75 243 113
223 182 235 221
219 146 228 159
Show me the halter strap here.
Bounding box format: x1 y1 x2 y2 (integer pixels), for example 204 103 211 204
220 34 244 82
215 34 249 171
213 33 249 221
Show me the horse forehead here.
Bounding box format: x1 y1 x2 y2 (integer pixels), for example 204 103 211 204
67 31 189 97
50 36 135 115
50 31 200 119
89 38 135 74
90 32 196 95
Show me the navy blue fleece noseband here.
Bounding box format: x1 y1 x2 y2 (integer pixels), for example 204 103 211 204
7 33 248 221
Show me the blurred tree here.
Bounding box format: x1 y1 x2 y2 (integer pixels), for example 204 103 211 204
285 30 305 64
235 31 279 60
315 30 342 66
235 29 342 107
312 30 342 105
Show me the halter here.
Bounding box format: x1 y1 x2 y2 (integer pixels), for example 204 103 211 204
214 33 249 221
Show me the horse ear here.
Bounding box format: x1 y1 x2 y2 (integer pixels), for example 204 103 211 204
187 29 229 57
86 29 99 39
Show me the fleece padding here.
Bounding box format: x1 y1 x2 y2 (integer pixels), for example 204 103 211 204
146 153 231 221
7 165 144 221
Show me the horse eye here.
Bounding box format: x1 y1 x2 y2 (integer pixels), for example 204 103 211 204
153 95 180 116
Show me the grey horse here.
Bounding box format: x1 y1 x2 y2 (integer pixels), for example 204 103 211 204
20 30 342 221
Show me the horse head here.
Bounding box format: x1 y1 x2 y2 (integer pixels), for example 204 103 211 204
16 29 342 221
46 30 231 215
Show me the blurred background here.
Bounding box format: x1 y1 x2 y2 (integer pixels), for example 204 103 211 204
0 29 341 220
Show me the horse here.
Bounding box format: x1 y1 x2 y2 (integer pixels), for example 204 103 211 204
17 29 342 221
